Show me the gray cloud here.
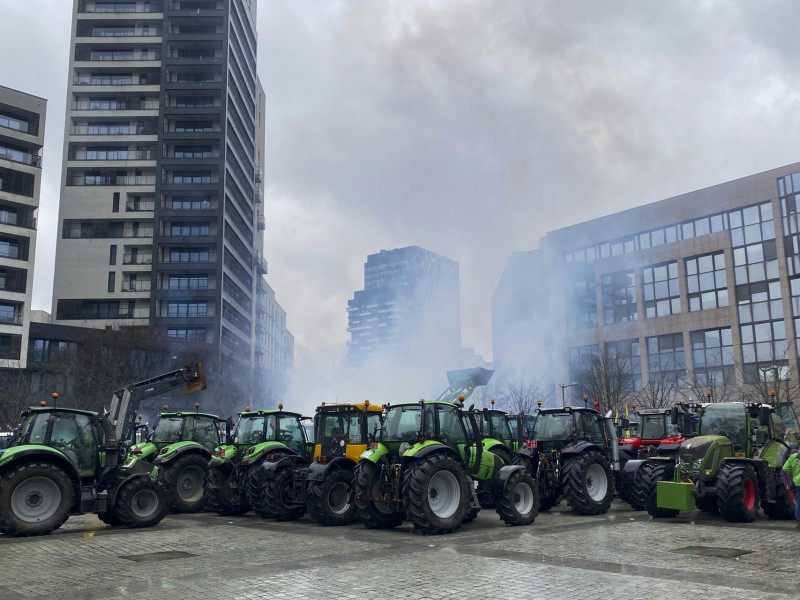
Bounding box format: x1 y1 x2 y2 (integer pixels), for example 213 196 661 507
2 1 800 400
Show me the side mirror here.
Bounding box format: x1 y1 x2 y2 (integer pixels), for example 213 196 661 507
621 418 629 429
759 406 771 427
670 405 679 426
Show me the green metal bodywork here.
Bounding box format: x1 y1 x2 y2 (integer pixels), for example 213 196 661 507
209 409 310 467
0 444 72 470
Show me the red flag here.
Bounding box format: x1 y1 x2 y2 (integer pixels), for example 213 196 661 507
594 392 601 412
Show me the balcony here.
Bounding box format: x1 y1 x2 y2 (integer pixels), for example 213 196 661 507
254 189 262 204
78 1 164 13
74 50 161 62
0 213 36 230
67 174 156 186
68 149 158 161
126 199 155 211
257 214 265 231
121 280 151 292
117 307 150 319
0 147 42 168
0 312 23 326
253 251 268 275
254 166 262 183
69 124 158 136
122 253 153 265
73 75 158 86
72 99 160 111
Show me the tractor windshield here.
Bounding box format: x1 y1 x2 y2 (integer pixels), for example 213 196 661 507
18 412 48 445
487 412 514 444
640 414 668 440
152 417 184 443
383 406 422 442
777 403 800 441
191 416 221 450
533 413 575 441
699 404 746 448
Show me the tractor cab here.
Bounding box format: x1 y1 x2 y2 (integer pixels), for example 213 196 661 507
532 407 612 452
231 409 310 456
776 401 800 445
505 413 536 449
149 411 222 453
479 403 517 454
312 402 383 462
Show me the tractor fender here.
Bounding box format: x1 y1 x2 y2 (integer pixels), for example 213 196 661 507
359 443 388 464
619 458 646 490
240 441 293 467
512 449 539 477
560 440 604 458
108 471 158 508
153 442 211 467
656 442 681 456
306 457 356 482
491 464 526 495
618 444 638 460
402 442 459 462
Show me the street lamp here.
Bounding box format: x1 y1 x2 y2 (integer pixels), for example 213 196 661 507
770 389 777 406
559 383 578 408
583 394 589 409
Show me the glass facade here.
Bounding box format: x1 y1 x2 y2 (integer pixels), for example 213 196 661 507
642 261 680 318
602 270 637 324
646 333 685 385
690 328 734 387
686 252 728 311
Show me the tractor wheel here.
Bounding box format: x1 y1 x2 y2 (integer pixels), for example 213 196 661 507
203 465 249 516
717 462 760 523
307 469 354 526
639 461 679 518
0 461 74 536
562 451 614 515
402 453 470 535
462 506 480 523
762 484 796 520
695 495 718 514
520 459 560 512
246 460 269 518
262 464 304 521
478 448 512 509
496 468 538 526
112 476 168 529
627 467 646 511
163 453 208 513
97 511 122 526
353 461 404 529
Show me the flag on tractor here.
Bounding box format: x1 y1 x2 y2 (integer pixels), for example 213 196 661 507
594 392 601 412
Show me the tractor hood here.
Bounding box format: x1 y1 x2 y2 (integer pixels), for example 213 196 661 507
677 435 728 472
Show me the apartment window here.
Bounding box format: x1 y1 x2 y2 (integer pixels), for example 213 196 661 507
93 2 136 13
0 239 20 259
90 50 134 61
0 334 21 359
174 96 214 108
87 122 130 135
690 328 734 387
602 270 637 324
686 252 728 311
174 146 212 158
174 121 212 133
642 261 681 318
167 301 208 318
167 327 206 341
0 207 18 226
567 264 597 331
168 274 208 290
92 26 135 37
89 73 134 85
85 147 129 160
175 72 215 83
109 245 117 265
0 112 29 133
173 171 211 184
170 222 210 236
107 272 115 292
0 167 35 197
607 339 641 391
0 303 17 324
112 192 120 212
171 196 211 210
82 301 120 319
169 248 209 263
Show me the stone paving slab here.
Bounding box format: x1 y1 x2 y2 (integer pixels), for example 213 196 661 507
1 501 799 600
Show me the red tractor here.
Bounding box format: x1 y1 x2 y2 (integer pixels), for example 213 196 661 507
617 403 698 509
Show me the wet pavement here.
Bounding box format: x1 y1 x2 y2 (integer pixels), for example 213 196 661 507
1 500 799 599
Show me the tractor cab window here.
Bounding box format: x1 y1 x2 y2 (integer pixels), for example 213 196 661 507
192 416 220 451
23 413 50 445
534 413 573 441
640 415 667 440
320 412 348 438
346 413 361 444
365 412 382 442
383 406 422 442
700 405 746 451
770 412 785 440
50 412 97 474
580 413 607 445
278 416 305 452
437 405 467 444
152 417 183 443
489 412 512 443
236 415 266 444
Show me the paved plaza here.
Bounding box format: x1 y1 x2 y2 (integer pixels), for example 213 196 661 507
1 500 799 600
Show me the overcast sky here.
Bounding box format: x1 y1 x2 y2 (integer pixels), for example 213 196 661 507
2 0 800 382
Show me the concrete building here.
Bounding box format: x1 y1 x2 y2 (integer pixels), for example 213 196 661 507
347 245 461 371
0 86 46 369
493 162 800 407
52 0 270 386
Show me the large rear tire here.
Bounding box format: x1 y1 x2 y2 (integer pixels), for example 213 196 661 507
262 464 304 521
0 462 74 537
639 461 679 518
306 469 354 526
402 453 470 535
163 453 208 513
113 476 168 529
204 465 249 516
627 466 646 511
495 469 538 526
353 461 404 529
562 451 614 515
762 484 796 520
246 460 269 518
717 462 760 523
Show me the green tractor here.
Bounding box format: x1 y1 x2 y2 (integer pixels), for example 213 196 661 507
0 364 204 536
353 399 538 535
638 401 796 522
204 404 312 516
127 404 222 513
249 401 384 524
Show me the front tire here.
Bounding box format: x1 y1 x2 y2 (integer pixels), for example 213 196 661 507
762 483 795 520
0 462 74 537
353 461 404 529
113 476 168 529
717 462 760 523
306 469 354 526
403 453 470 535
163 453 208 513
562 451 613 515
639 461 679 518
495 468 538 526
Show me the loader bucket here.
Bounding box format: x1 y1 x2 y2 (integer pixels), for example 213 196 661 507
446 367 494 389
657 480 695 511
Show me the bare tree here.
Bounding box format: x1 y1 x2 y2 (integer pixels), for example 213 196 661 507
0 367 32 428
574 344 634 415
497 375 546 414
681 367 735 404
635 367 682 409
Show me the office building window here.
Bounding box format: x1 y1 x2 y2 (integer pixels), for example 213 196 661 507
642 261 680 318
646 333 685 385
602 270 636 324
686 252 728 311
690 328 734 387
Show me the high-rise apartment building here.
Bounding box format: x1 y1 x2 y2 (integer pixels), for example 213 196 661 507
347 245 461 369
493 161 800 407
52 0 267 379
0 86 46 369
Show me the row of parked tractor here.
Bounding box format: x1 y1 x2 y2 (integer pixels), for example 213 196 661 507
0 364 798 537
